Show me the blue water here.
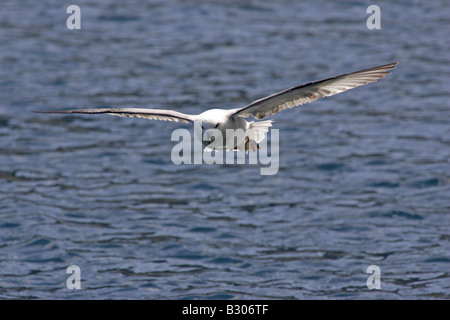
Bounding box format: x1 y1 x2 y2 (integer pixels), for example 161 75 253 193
0 0 449 299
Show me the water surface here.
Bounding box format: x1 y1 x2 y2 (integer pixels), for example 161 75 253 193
0 0 449 299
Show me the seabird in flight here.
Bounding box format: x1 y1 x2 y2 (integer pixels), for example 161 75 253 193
35 62 398 151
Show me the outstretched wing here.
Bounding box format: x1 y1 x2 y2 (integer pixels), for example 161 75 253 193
233 62 398 120
34 108 195 123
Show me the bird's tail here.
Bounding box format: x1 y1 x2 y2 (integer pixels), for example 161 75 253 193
247 120 273 144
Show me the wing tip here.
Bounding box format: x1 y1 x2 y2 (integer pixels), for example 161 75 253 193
376 61 399 74
355 61 398 80
381 62 399 78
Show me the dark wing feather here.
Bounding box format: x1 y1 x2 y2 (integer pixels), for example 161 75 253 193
34 108 194 123
233 62 398 120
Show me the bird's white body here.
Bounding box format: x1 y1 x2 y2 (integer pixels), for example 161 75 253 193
194 109 272 151
193 109 268 151
36 63 398 151
194 109 235 124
